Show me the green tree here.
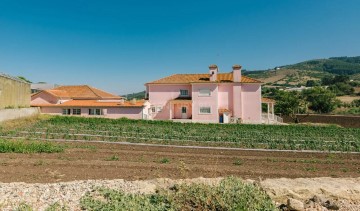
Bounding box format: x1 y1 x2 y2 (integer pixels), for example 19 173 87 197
302 87 337 113
17 76 32 83
274 90 302 121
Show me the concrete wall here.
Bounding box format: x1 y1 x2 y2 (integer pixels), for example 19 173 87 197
0 107 39 122
0 75 30 109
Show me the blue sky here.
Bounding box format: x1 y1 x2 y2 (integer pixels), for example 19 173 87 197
0 0 359 94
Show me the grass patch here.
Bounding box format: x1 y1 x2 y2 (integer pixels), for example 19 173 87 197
159 157 170 164
0 139 64 153
233 158 243 166
105 155 119 161
80 177 276 211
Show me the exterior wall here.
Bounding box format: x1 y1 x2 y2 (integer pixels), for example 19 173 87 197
31 92 59 104
232 84 242 118
173 103 192 119
0 107 39 122
106 107 144 119
40 106 145 119
241 84 262 123
148 84 192 120
0 76 30 109
191 84 218 123
218 83 233 111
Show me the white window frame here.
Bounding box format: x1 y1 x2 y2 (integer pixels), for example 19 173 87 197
89 108 102 116
72 108 81 115
62 109 71 115
180 89 189 97
157 106 162 112
199 106 211 114
151 106 156 113
199 89 211 97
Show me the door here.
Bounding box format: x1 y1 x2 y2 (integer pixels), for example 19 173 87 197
181 107 187 119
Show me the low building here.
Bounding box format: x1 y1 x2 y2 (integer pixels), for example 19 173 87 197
31 85 150 119
0 73 30 109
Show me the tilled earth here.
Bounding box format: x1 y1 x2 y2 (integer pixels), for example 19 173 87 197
0 141 359 183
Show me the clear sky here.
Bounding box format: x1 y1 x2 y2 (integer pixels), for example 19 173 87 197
0 0 359 94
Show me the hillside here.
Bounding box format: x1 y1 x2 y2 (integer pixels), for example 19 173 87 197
123 91 146 100
282 56 360 75
243 56 360 87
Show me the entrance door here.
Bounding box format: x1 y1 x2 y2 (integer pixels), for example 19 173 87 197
181 107 187 119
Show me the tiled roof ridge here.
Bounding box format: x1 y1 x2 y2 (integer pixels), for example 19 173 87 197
86 85 102 99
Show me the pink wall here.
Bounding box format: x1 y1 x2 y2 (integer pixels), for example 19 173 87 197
39 106 144 119
218 84 233 112
31 92 59 105
232 84 242 118
173 103 192 119
148 84 192 120
241 84 261 123
191 84 218 123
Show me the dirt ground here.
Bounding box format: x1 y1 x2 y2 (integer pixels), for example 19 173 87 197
0 141 359 183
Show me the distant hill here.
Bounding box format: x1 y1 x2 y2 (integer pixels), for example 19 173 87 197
281 56 360 75
243 56 360 87
123 91 146 100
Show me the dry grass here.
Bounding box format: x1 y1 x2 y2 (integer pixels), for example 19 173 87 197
0 114 50 130
337 96 360 103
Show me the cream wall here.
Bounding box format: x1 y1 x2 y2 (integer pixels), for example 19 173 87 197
0 76 30 109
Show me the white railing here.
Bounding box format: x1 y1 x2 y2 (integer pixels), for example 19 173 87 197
261 113 283 124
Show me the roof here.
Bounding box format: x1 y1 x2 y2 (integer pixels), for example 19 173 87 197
33 85 122 100
147 73 262 84
31 99 146 108
218 108 231 114
261 97 276 104
31 83 57 90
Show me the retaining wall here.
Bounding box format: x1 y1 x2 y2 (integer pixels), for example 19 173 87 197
0 107 40 123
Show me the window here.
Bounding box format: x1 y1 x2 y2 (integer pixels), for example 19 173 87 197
157 106 162 112
199 107 211 114
62 109 71 115
89 108 102 115
151 107 156 113
199 89 211 96
73 109 81 115
180 89 189 96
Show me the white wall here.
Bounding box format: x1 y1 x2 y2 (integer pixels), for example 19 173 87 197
0 107 40 122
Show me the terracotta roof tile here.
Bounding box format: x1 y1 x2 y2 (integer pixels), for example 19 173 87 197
51 85 122 99
261 97 276 103
147 73 262 84
31 100 146 108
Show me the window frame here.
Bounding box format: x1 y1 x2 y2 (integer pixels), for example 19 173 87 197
62 109 71 115
199 106 211 114
72 108 81 115
180 89 189 97
198 89 211 97
89 108 102 116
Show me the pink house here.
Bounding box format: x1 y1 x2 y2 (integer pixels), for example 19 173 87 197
145 65 264 123
31 85 151 119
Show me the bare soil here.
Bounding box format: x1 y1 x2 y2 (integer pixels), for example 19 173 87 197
0 141 359 183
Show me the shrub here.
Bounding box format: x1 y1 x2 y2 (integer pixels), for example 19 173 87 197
0 140 64 153
80 177 276 211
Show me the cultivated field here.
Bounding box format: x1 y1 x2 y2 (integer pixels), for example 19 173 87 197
1 116 360 210
1 116 359 152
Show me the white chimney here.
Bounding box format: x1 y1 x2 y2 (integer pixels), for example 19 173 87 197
232 64 242 82
209 64 218 82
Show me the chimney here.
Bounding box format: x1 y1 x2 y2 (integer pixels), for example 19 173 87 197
209 64 218 82
232 64 242 82
131 98 137 105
